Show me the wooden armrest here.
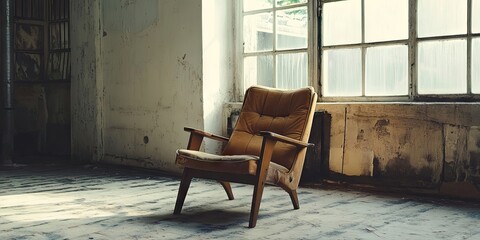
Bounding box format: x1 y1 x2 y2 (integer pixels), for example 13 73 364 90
184 127 229 142
254 131 313 177
259 131 313 148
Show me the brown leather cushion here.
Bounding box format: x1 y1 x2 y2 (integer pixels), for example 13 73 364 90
222 86 314 169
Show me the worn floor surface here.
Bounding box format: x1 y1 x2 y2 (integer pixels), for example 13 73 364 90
1 164 479 240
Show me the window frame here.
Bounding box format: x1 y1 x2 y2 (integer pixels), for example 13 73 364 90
319 0 480 102
234 0 318 101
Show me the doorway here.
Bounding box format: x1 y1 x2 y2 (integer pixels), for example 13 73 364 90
13 0 70 162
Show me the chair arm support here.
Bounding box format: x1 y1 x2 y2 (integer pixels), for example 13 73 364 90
258 131 313 149
184 127 230 142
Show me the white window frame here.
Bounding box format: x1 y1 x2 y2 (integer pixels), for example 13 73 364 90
319 0 480 102
234 0 318 101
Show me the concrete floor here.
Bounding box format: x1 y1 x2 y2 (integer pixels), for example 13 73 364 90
1 165 479 240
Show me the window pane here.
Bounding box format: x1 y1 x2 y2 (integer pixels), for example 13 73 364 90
276 52 308 89
418 39 467 94
365 0 408 43
418 0 467 38
322 0 361 46
276 0 307 7
474 0 480 34
322 48 362 96
276 7 308 50
244 12 273 53
366 45 408 96
473 38 480 93
243 0 272 12
244 55 274 89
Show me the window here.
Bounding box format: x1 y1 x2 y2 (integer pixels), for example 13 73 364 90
321 0 480 100
474 0 480 93
238 0 312 96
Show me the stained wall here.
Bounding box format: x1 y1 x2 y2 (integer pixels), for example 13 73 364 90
320 103 480 199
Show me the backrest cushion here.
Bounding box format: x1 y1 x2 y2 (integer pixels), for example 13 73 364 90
222 86 315 169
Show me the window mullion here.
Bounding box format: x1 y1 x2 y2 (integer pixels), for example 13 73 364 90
361 0 366 97
312 0 320 92
244 48 308 57
322 40 408 50
468 0 473 94
237 0 244 101
273 3 277 88
409 0 417 100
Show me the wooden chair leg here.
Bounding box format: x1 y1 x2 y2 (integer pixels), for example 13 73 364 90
287 189 300 209
248 181 266 228
174 169 193 214
219 181 234 200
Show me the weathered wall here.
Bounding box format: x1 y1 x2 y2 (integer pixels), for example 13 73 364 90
101 0 203 173
202 0 235 154
70 0 104 162
320 103 480 199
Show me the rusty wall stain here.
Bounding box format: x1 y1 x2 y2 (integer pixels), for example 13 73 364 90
342 104 443 184
444 125 469 182
326 104 461 187
374 119 390 137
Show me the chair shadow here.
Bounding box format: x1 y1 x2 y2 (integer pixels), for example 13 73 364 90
137 209 251 229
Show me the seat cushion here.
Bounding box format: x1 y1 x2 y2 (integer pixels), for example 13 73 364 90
177 149 294 187
176 149 259 175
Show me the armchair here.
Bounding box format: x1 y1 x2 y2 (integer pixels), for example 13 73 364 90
174 86 317 228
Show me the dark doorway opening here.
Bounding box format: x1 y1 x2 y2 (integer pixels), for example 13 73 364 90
12 0 71 163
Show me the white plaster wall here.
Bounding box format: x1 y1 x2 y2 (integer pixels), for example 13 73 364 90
101 0 203 173
202 0 235 154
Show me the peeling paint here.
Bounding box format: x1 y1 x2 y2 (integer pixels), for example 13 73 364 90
341 104 443 185
356 129 365 141
374 119 390 137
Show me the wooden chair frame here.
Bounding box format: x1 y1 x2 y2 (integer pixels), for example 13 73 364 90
173 127 313 228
